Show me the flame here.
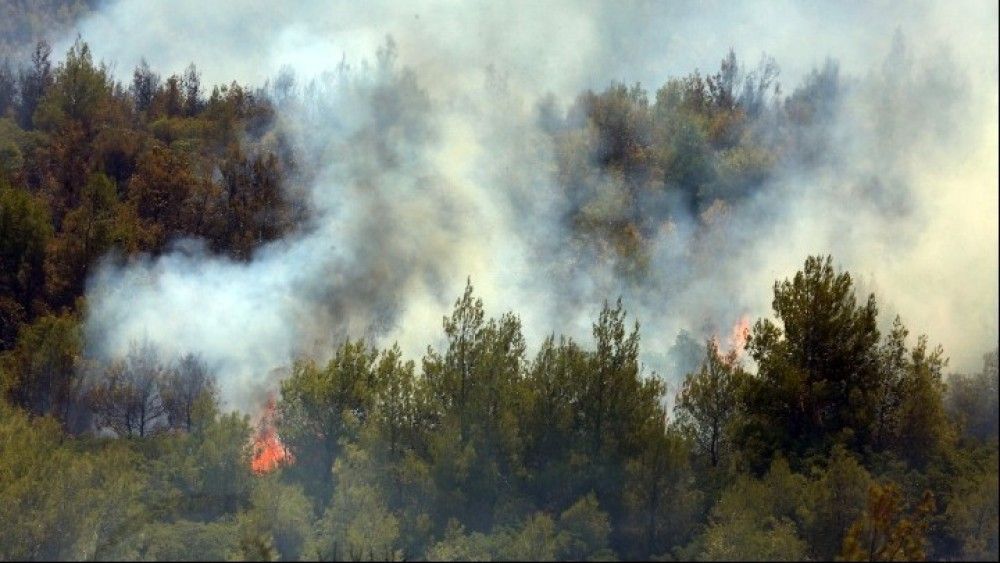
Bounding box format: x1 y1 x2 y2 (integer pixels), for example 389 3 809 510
250 397 292 474
728 315 750 357
712 314 751 366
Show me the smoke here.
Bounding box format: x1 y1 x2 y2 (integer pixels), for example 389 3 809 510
66 1 997 409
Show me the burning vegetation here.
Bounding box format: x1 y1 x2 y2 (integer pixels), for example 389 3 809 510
250 398 291 474
0 2 996 560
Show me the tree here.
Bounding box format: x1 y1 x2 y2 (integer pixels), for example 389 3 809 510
183 63 202 117
839 482 936 562
88 341 169 438
622 428 701 558
45 173 134 306
157 74 184 118
801 446 874 560
0 182 51 349
1 312 84 428
277 339 379 503
943 465 999 561
675 340 746 468
160 352 218 432
315 444 402 561
947 350 999 445
216 148 292 259
694 459 809 561
497 513 561 561
0 402 145 560
130 58 160 114
34 39 111 134
0 58 15 118
126 143 197 250
582 298 667 533
745 255 881 463
557 494 613 560
421 280 528 530
16 40 53 129
134 520 239 561
235 477 314 562
522 335 589 508
891 336 954 469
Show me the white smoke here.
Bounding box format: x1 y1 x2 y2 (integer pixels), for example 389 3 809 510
67 0 997 409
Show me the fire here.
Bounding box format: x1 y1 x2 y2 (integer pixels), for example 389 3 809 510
250 397 292 474
728 315 751 356
713 314 751 366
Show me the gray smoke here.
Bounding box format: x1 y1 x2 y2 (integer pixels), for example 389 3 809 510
68 0 998 410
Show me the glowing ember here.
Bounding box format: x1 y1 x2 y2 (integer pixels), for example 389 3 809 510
251 398 291 474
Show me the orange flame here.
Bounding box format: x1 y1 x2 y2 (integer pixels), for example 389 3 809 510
712 315 751 366
728 315 750 357
251 398 292 474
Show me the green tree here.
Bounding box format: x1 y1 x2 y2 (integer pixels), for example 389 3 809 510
693 458 809 561
0 312 84 427
45 172 135 305
236 476 314 562
15 41 53 129
0 182 51 349
745 255 881 464
277 339 379 503
622 428 701 558
557 493 613 560
675 340 746 468
946 350 999 445
34 39 112 134
315 444 402 561
891 336 954 469
421 280 528 530
800 446 874 560
942 464 999 561
0 402 146 560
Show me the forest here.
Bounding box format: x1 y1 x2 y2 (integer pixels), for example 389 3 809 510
1 6 998 561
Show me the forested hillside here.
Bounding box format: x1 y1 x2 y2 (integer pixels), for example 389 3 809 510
0 30 997 563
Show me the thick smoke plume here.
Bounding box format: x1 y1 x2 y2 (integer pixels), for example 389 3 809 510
68 0 998 410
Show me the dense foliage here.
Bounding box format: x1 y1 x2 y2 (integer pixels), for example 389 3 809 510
0 39 997 561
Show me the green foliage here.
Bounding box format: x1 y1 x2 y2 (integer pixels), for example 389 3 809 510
0 180 51 348
942 461 999 561
0 254 992 561
235 476 314 562
0 311 83 426
315 444 402 561
421 280 529 529
693 458 808 560
34 38 112 133
743 255 883 465
46 172 139 304
0 33 992 560
800 446 874 560
947 350 999 445
675 340 747 468
549 50 784 272
135 519 240 561
278 339 380 503
0 402 146 560
557 494 613 560
0 39 298 353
